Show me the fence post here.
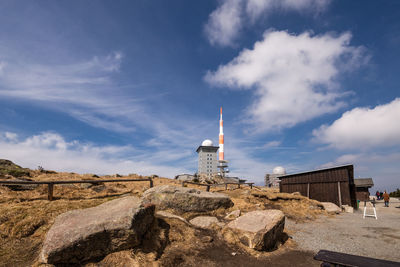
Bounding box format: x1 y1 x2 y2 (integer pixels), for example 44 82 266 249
149 178 154 188
250 183 253 189
206 185 210 192
238 183 240 189
48 183 54 201
225 183 228 190
337 181 342 207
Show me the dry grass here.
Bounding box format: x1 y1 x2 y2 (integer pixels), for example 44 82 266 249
0 173 325 266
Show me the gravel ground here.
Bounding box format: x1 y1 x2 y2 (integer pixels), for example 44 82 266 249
286 198 400 262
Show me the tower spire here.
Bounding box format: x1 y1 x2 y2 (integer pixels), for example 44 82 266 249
219 107 224 161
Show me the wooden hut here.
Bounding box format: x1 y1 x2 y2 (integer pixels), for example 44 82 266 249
354 178 374 201
279 165 357 208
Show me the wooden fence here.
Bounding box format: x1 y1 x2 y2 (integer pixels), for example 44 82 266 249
0 178 153 201
181 181 254 191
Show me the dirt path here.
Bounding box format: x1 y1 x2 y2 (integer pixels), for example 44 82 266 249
286 198 400 262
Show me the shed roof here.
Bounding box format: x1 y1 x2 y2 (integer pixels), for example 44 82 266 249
354 178 374 188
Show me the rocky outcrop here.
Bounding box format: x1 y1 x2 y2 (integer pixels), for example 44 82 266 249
189 216 220 229
320 202 341 214
142 185 234 212
225 210 285 251
40 196 155 265
0 159 30 178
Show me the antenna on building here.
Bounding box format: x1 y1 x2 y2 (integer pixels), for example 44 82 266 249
218 107 229 178
219 107 224 161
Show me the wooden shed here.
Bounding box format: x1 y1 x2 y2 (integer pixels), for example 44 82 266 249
354 178 374 201
279 165 357 208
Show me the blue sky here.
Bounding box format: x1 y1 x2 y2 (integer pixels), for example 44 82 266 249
0 0 399 192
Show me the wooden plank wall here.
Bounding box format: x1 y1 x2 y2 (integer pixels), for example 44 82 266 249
280 166 356 207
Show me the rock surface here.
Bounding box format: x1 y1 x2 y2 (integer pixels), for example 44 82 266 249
142 185 233 212
156 211 190 225
40 196 155 264
226 210 285 251
189 216 219 229
342 205 354 213
225 210 241 220
320 202 341 214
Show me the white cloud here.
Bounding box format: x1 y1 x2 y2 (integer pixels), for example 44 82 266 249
313 98 400 150
204 0 243 47
206 30 366 132
4 132 17 141
0 131 186 177
205 0 331 46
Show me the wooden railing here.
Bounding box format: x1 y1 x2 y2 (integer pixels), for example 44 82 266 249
181 181 255 191
0 178 153 201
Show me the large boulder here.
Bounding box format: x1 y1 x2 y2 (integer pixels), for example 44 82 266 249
320 202 341 214
225 210 285 251
142 185 234 212
40 196 155 264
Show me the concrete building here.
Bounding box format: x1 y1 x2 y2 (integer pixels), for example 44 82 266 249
265 166 286 187
196 139 219 179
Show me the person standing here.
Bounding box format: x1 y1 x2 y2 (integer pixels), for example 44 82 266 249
383 191 390 207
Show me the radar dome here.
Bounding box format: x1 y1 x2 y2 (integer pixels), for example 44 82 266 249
273 166 286 175
201 139 214 146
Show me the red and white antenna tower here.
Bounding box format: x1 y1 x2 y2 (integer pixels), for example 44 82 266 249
219 107 224 161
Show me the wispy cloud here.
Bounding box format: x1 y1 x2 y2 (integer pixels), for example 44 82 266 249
204 0 331 46
0 131 187 177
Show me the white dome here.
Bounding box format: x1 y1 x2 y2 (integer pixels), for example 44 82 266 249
201 139 214 146
273 166 286 175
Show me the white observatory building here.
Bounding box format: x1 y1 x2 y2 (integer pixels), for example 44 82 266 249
196 139 219 179
265 166 286 187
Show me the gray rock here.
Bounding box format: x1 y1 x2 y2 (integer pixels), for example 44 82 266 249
189 216 219 229
80 183 94 189
225 210 241 220
91 184 106 192
342 205 354 213
142 185 234 212
2 177 38 191
156 211 190 225
40 196 155 264
320 202 341 214
226 210 285 251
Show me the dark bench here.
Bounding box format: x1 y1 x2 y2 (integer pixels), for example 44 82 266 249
314 250 400 267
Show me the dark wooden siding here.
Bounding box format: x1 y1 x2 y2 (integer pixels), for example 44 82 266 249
356 187 370 201
279 165 356 208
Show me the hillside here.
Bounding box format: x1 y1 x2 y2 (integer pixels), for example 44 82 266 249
0 161 327 266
